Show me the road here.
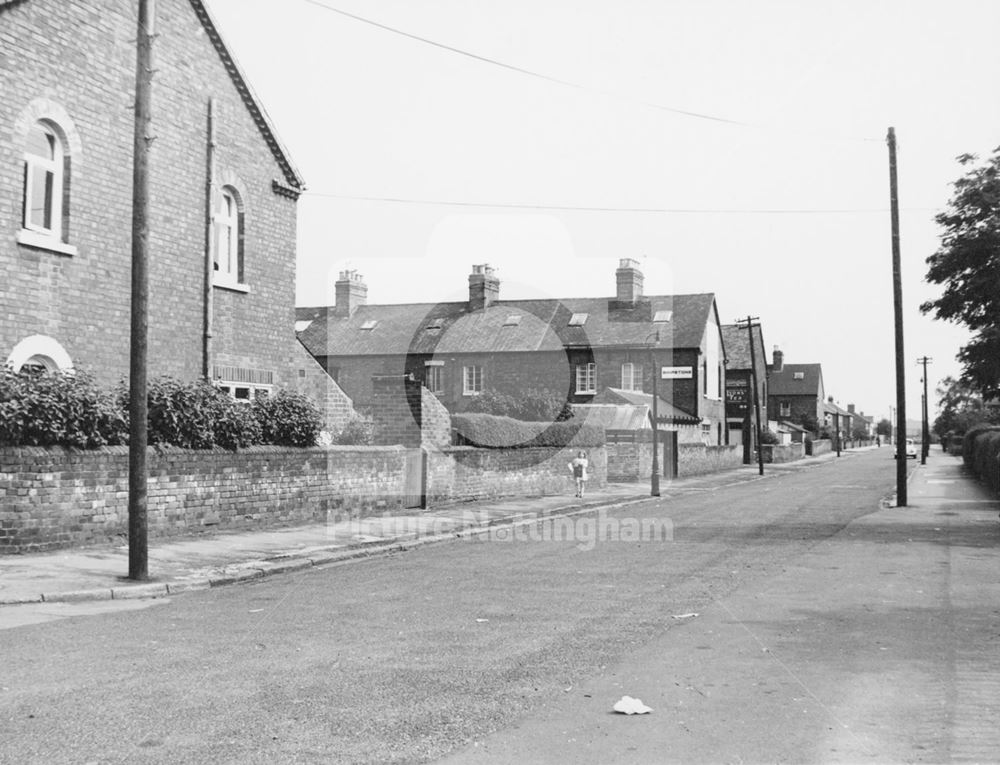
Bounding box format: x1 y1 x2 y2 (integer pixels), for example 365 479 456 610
2 449 996 763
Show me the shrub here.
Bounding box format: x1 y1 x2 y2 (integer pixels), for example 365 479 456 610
0 368 126 448
253 390 322 447
146 377 228 449
452 412 603 449
333 415 374 445
463 387 573 423
759 428 779 445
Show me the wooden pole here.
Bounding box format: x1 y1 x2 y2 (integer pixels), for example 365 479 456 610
128 0 155 580
888 127 907 506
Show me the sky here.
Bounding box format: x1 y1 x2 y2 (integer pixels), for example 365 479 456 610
204 0 1000 424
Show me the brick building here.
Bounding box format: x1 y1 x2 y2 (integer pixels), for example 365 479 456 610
766 349 826 433
298 260 730 443
0 0 329 409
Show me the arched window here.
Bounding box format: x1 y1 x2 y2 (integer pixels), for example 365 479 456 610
6 335 73 374
23 121 66 238
213 186 244 286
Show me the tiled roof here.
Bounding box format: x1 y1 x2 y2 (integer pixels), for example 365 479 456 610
720 323 765 371
591 388 700 425
298 294 717 358
1 0 304 192
768 363 824 396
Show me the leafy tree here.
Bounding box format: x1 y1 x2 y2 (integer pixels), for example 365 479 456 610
921 147 1000 396
932 375 996 437
876 418 892 437
794 412 819 435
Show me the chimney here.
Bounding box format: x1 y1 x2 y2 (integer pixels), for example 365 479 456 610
469 264 499 311
334 270 367 317
615 258 644 303
772 346 783 373
848 404 856 414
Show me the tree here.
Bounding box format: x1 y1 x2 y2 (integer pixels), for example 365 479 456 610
876 418 892 437
932 375 995 437
921 147 1000 396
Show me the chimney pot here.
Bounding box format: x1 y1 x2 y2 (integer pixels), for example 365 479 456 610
772 346 784 372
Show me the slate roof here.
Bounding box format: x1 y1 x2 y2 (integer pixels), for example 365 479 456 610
591 388 701 425
720 324 766 371
298 294 718 359
768 363 824 396
572 404 652 432
2 0 304 192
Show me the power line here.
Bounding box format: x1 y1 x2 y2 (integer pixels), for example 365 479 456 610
297 0 880 143
301 190 934 214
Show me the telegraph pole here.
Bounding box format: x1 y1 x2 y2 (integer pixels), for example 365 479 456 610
128 0 155 580
736 316 764 476
887 127 907 506
648 331 661 497
917 356 932 464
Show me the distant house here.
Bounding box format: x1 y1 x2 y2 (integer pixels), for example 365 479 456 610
720 322 768 454
823 398 853 442
767 350 825 432
1 0 336 414
298 260 730 443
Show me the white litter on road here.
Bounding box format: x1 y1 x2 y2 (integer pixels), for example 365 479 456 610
613 696 652 715
671 612 699 619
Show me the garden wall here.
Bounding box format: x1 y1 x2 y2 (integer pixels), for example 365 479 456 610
427 446 607 504
677 443 742 476
0 445 409 553
760 443 805 463
808 439 833 456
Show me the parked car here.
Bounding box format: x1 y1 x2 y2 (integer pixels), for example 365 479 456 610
896 439 918 459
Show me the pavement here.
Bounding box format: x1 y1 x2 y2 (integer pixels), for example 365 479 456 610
0 448 857 608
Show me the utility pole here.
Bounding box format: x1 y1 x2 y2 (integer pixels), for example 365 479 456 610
128 0 155 580
648 331 661 497
888 127 907 506
736 317 764 475
917 356 932 464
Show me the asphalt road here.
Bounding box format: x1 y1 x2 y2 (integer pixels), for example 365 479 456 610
0 449 948 764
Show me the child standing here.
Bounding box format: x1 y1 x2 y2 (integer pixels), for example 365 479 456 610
569 450 589 498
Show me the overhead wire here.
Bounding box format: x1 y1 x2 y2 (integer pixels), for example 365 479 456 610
297 0 882 143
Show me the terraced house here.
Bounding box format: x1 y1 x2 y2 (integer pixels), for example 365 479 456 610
0 0 337 413
298 260 730 444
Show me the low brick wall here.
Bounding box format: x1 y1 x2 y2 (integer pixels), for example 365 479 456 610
0 445 408 553
428 446 607 504
760 443 805 463
607 441 650 482
678 443 742 477
808 439 833 456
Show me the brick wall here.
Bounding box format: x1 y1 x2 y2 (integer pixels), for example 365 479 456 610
1 0 302 391
427 446 607 504
0 445 408 553
677 443 742 476
760 443 805 463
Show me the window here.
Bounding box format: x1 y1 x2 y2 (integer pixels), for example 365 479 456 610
793 372 805 380
426 365 444 394
568 313 588 326
576 363 596 394
218 383 271 402
620 362 642 391
213 186 244 287
653 310 672 322
463 365 483 395
22 121 66 240
503 315 522 326
360 320 378 330
780 401 791 417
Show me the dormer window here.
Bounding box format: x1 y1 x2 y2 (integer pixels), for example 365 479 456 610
653 310 672 322
503 315 522 327
568 313 588 326
793 372 805 380
360 320 378 330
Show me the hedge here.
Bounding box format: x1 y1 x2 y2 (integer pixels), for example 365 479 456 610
962 425 1000 493
452 412 604 449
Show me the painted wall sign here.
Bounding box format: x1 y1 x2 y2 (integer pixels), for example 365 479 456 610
660 366 693 379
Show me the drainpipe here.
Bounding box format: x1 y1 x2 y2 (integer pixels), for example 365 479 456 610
202 98 216 380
